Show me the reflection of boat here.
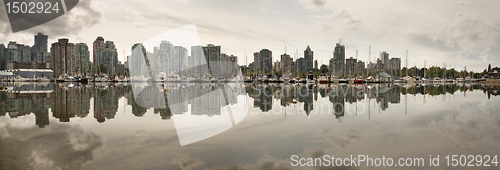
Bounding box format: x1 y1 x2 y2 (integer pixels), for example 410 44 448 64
394 78 405 84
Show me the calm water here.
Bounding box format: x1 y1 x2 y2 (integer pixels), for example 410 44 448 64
1 82 499 169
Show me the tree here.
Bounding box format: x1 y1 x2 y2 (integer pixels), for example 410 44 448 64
319 64 329 74
99 63 108 74
488 64 491 72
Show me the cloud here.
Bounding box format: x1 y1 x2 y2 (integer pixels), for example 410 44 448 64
428 100 500 148
430 12 500 61
0 0 103 43
206 149 359 170
320 8 361 32
299 0 326 9
316 128 360 149
0 116 104 170
134 21 149 28
171 153 204 170
458 0 469 5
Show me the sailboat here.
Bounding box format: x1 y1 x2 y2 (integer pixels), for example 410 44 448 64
402 50 416 84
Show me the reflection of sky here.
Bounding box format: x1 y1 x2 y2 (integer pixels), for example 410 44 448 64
1 85 500 169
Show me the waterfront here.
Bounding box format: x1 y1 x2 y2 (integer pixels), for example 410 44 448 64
1 82 500 169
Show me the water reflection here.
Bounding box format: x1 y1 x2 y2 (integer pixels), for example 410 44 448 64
1 82 500 169
0 82 498 127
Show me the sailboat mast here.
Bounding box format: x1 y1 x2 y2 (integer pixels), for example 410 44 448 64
406 50 408 77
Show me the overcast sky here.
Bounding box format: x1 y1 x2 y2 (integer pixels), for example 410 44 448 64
1 0 499 72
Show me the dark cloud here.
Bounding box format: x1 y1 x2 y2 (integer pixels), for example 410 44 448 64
0 120 104 169
411 34 458 52
0 0 102 43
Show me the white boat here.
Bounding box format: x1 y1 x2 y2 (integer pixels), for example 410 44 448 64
36 77 50 82
13 75 30 82
364 76 374 83
354 75 364 83
306 73 315 84
403 76 416 84
166 74 180 82
318 74 329 84
330 75 339 84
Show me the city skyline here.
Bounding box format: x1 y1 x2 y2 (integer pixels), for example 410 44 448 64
1 0 499 72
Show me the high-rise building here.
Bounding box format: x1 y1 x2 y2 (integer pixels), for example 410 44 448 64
92 36 104 66
18 44 31 62
381 51 389 69
129 43 149 77
173 46 188 76
260 49 272 74
75 43 90 75
253 52 260 72
190 45 206 78
5 42 19 62
0 44 5 70
203 44 221 76
51 38 76 76
333 43 345 76
304 46 313 72
356 61 365 76
228 55 238 76
157 41 173 75
296 58 306 76
280 53 293 74
345 57 357 76
329 58 335 76
31 32 49 62
389 58 401 77
5 42 31 63
98 41 118 75
220 53 238 77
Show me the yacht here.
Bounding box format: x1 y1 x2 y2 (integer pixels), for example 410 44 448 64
330 75 339 84
318 74 329 84
403 76 416 84
354 75 364 83
364 76 374 83
306 73 315 84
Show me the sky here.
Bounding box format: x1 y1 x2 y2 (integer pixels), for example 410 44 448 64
1 0 499 72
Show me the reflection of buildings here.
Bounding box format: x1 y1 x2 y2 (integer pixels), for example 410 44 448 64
345 85 364 104
0 83 53 127
280 85 294 107
0 82 248 127
252 85 274 112
330 86 345 119
297 85 313 115
93 86 119 123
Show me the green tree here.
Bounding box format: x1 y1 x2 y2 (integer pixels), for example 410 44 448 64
319 64 329 74
99 63 108 74
300 72 306 78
